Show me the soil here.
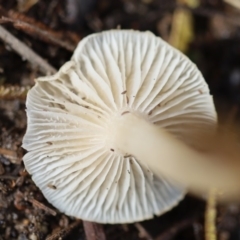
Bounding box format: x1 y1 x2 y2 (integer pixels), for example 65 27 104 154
0 0 240 239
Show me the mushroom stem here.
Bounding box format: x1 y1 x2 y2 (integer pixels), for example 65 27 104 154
112 113 240 200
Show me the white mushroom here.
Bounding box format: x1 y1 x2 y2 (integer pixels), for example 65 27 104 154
22 30 217 223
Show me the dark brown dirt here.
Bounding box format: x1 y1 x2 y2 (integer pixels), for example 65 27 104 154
0 0 240 239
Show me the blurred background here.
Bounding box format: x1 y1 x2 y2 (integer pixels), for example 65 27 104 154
0 0 240 239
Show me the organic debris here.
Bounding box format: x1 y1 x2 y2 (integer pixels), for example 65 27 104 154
0 0 240 239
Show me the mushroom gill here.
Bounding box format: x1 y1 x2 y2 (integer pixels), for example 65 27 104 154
22 30 217 223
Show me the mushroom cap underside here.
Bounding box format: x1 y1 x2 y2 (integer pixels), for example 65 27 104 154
22 30 217 223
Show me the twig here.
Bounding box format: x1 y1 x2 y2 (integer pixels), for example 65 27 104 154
17 0 38 12
0 85 30 100
169 0 196 53
0 175 17 180
0 17 76 51
155 4 240 28
0 25 56 74
1 7 80 45
179 5 240 28
205 189 217 240
0 147 19 163
224 0 240 10
134 223 153 240
83 221 106 240
46 220 82 240
26 196 57 216
155 218 197 240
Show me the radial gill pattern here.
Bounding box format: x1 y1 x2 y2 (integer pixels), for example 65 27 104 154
22 30 217 223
